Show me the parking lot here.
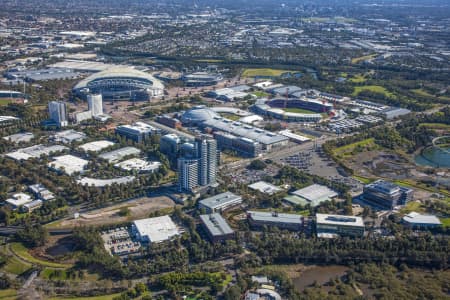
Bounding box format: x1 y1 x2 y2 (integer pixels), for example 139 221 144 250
101 227 141 256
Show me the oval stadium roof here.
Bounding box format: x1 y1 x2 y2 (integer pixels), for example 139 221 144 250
74 67 164 90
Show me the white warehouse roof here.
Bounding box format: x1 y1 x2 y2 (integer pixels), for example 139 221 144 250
133 216 180 243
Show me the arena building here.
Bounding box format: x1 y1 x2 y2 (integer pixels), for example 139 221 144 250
73 67 164 101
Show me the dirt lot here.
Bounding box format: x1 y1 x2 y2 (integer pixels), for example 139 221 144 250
54 196 175 228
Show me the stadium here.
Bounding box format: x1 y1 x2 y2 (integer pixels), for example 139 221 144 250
252 98 333 122
73 67 164 101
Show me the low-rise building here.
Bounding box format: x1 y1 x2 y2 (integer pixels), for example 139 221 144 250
115 122 161 142
248 181 283 195
247 211 305 231
131 216 180 243
200 213 235 242
316 213 365 238
23 199 43 212
5 193 32 210
402 212 442 228
29 184 55 201
99 147 141 163
115 158 161 173
198 192 243 213
48 155 89 175
286 184 338 207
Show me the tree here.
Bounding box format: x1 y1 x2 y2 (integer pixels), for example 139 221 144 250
15 223 48 248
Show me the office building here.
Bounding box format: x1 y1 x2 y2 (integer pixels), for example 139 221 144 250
115 122 161 143
200 213 235 242
87 94 103 116
196 135 217 186
215 131 262 158
178 158 200 192
177 135 218 192
48 101 68 127
316 213 365 238
247 211 305 231
199 192 242 213
362 180 413 209
160 134 182 160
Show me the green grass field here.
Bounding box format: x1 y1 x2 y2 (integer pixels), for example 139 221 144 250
195 59 223 63
283 107 318 114
2 255 32 275
352 85 396 98
10 243 71 269
348 74 367 83
48 293 122 300
0 289 18 300
419 123 450 130
0 99 12 106
252 91 270 98
411 89 435 98
440 218 450 228
242 68 293 78
351 54 377 64
352 175 374 184
333 138 375 156
400 201 425 214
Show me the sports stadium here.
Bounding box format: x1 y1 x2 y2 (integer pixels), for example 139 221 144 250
252 98 333 122
73 67 164 101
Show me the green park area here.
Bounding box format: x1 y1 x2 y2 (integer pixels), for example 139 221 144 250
348 74 367 83
333 138 376 157
352 85 396 98
0 289 17 300
351 54 377 64
10 242 71 269
251 90 270 98
242 68 294 78
48 293 122 300
283 107 318 114
0 99 12 106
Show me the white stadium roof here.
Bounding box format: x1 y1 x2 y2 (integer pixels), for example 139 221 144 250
74 67 164 90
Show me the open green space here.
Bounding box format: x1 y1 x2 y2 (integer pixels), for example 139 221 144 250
283 107 318 114
351 54 377 64
352 85 396 98
0 99 12 106
10 243 71 269
352 175 373 184
400 201 425 214
411 88 434 98
195 59 223 63
2 255 32 275
48 293 122 300
242 68 294 78
419 123 450 130
251 90 270 98
219 112 241 121
0 289 18 300
348 74 367 83
333 138 376 156
440 218 450 227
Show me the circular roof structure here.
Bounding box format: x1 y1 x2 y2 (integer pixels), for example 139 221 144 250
181 105 219 124
74 67 164 91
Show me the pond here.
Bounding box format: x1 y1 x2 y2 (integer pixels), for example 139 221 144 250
292 265 349 291
415 146 450 168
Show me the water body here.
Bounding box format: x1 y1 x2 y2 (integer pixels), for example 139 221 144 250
292 265 349 291
415 146 450 168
